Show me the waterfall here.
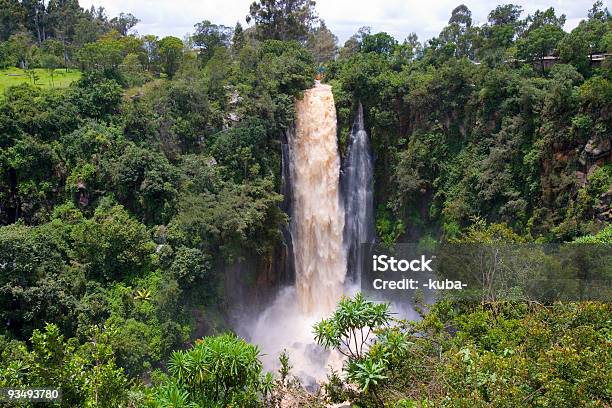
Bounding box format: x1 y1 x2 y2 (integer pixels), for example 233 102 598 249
279 131 295 284
289 82 346 315
342 102 375 283
245 82 346 382
243 93 384 384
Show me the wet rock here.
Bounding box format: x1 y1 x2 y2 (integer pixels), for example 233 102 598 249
77 180 89 207
305 342 330 365
302 377 320 394
585 137 611 158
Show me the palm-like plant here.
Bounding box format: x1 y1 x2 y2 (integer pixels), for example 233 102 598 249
168 351 190 384
346 358 388 393
260 372 274 399
313 292 392 360
154 382 196 408
162 333 265 406
313 293 394 405
134 288 152 301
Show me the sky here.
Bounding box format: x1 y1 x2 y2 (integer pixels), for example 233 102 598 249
83 0 598 44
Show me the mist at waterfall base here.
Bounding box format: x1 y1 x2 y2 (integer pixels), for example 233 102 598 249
236 84 416 385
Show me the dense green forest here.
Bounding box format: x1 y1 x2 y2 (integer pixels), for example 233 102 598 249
0 0 610 406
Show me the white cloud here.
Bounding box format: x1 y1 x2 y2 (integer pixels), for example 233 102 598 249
83 0 595 43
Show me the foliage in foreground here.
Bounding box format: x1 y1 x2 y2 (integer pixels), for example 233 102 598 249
151 333 267 407
1 295 610 407
316 294 612 408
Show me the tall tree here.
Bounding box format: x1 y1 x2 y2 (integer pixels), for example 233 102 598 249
517 7 567 74
306 20 337 64
559 1 610 74
142 34 160 72
73 7 109 48
403 32 422 59
246 0 317 42
192 20 232 62
339 26 370 59
47 0 82 69
476 4 524 65
158 35 183 79
0 0 26 41
110 12 139 36
8 31 34 68
488 3 523 26
232 21 245 53
22 0 48 43
361 31 397 55
440 4 475 58
523 7 566 33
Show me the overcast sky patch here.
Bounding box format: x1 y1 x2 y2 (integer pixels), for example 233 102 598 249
83 0 596 44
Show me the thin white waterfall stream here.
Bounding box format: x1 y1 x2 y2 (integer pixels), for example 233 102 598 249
343 102 375 285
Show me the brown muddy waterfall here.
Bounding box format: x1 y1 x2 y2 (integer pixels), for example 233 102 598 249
240 81 407 389
247 82 347 382
291 83 346 315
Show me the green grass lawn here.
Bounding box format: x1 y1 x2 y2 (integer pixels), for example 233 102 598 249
0 67 81 95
